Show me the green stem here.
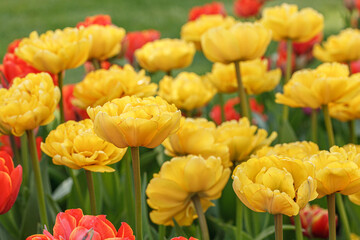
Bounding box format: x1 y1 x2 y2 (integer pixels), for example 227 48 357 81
131 147 143 240
282 39 293 122
244 207 253 236
236 198 243 240
322 105 335 147
234 60 251 121
67 168 84 206
336 193 351 239
92 59 101 70
158 225 166 240
349 120 357 144
124 149 135 227
311 109 318 143
327 194 336 240
85 170 96 215
192 194 209 240
20 135 29 188
219 93 226 123
58 71 64 123
274 214 283 240
294 214 303 240
9 135 20 165
26 130 48 227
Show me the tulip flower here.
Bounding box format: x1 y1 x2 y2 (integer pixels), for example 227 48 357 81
261 4 324 43
73 64 157 109
162 117 231 168
207 58 281 94
147 155 230 240
172 237 198 240
232 155 318 216
233 0 263 18
76 14 112 28
62 84 89 121
0 73 60 136
0 151 22 215
7 39 21 54
276 63 360 109
181 15 235 50
83 25 126 61
254 141 319 161
88 96 181 240
0 135 13 157
123 30 160 64
314 28 360 63
158 72 216 111
188 2 226 21
216 117 277 164
26 208 135 240
41 119 127 172
135 38 195 73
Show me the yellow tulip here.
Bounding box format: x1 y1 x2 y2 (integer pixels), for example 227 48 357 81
15 27 92 74
73 64 157 109
162 117 231 168
216 117 277 164
351 233 360 240
0 73 60 136
254 141 319 161
314 28 360 62
309 145 360 198
158 72 216 111
276 63 360 109
206 58 281 94
146 155 230 226
135 38 195 72
181 14 235 50
83 25 126 60
261 3 324 42
233 155 318 216
87 96 181 148
201 22 271 63
41 119 126 172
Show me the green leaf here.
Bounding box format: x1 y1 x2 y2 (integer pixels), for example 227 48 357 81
52 177 73 201
141 172 154 240
278 120 297 143
254 224 295 240
0 222 15 240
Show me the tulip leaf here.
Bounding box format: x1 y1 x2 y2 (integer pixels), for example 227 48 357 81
278 120 297 143
141 172 154 240
207 215 252 240
173 218 188 237
254 224 295 240
52 177 73 201
0 223 15 240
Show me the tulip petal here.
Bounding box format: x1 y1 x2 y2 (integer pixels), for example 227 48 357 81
0 171 12 214
1 165 22 214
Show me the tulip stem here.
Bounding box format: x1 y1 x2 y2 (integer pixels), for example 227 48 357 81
158 225 166 240
192 194 209 240
85 170 96 215
327 193 336 240
336 193 351 240
322 105 335 147
26 130 48 227
68 168 84 206
282 39 293 122
131 146 143 240
274 214 283 240
234 60 251 121
349 120 357 144
9 135 20 165
236 198 243 240
58 71 65 123
311 109 318 143
20 135 29 188
294 214 303 240
219 93 226 123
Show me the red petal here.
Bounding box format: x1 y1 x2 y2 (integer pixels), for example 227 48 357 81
26 234 51 240
65 208 84 225
0 171 12 214
53 212 77 240
97 215 117 236
116 222 135 239
69 226 101 240
0 150 14 174
1 165 22 214
79 215 116 239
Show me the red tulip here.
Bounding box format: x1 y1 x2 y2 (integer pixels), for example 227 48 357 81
123 30 161 64
350 59 360 74
0 151 22 215
7 39 21 54
188 2 227 21
210 97 266 125
63 84 89 122
295 205 337 239
27 208 135 240
293 33 322 55
76 14 112 28
233 0 263 18
0 135 13 158
171 237 198 240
